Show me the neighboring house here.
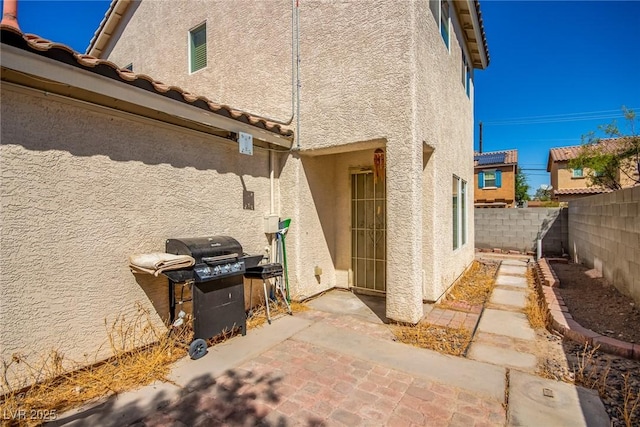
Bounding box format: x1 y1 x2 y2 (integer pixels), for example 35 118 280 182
473 150 518 207
1 0 490 379
90 0 490 324
547 140 638 202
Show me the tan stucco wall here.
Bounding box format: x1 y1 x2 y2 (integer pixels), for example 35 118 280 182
474 166 516 206
103 0 477 322
0 86 275 378
104 0 293 120
552 161 638 200
554 162 590 190
415 0 476 302
550 162 560 192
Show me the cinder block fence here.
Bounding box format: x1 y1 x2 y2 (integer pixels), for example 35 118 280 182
569 186 640 305
474 208 568 256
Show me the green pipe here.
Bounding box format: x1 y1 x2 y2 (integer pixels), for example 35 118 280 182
279 218 291 302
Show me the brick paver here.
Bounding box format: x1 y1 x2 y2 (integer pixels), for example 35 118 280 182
424 306 480 333
131 336 505 426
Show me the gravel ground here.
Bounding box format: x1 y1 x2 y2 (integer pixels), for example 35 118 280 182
534 262 640 427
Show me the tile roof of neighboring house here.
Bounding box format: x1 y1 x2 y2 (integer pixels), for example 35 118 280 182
554 187 611 195
473 150 518 167
548 145 583 163
89 0 490 68
547 138 627 171
1 25 294 139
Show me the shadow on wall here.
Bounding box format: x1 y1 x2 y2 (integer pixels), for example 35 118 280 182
50 370 320 427
536 208 568 257
1 89 290 177
300 153 339 266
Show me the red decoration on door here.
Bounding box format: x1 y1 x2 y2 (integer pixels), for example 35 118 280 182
374 149 385 184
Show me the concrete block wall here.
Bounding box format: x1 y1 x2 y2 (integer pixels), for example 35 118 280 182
569 187 640 305
475 208 568 255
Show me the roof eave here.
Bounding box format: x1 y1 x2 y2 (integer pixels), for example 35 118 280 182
454 0 490 69
2 43 293 149
474 163 516 169
86 0 130 57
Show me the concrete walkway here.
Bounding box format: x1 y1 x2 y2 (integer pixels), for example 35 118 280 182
467 259 537 371
53 263 609 427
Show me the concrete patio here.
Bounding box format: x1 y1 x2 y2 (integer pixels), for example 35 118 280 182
53 259 609 426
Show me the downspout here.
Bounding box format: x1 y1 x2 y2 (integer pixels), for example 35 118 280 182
267 0 299 260
295 0 301 150
269 150 278 262
262 0 300 262
1 0 20 30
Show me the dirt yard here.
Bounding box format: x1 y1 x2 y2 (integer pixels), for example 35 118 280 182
553 262 640 343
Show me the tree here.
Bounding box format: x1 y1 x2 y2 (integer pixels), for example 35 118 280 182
569 107 640 190
534 185 552 201
515 167 530 204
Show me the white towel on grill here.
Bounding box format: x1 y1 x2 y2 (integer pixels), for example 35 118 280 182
129 252 195 277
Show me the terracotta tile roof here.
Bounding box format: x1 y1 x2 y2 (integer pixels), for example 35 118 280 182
473 149 518 167
474 0 491 67
554 187 610 195
548 145 583 162
1 25 294 139
549 138 628 163
87 0 120 55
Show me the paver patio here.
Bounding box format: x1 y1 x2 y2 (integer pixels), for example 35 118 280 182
54 257 609 427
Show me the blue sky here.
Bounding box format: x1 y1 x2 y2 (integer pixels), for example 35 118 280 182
475 1 640 193
3 0 639 195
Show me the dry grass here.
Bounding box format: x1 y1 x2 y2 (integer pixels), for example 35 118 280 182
392 322 472 356
573 343 610 395
392 261 496 356
620 373 640 427
442 260 498 307
571 344 640 427
0 303 190 425
525 267 549 329
1 295 309 425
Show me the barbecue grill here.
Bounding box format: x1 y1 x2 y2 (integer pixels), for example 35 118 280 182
245 263 291 324
165 236 248 359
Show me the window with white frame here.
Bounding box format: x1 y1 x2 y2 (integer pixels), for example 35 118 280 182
572 168 584 178
189 23 207 73
453 176 467 250
430 0 450 50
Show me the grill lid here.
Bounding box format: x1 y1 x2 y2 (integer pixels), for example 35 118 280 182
166 236 243 263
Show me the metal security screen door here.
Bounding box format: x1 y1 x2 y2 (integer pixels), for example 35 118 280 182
351 171 386 293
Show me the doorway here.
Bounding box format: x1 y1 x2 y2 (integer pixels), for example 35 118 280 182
351 170 386 293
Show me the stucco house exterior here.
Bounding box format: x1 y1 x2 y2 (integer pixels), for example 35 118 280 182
547 140 638 203
1 0 489 381
473 150 518 208
1 23 293 384
90 0 490 321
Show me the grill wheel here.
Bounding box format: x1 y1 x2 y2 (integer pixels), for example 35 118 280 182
188 338 207 360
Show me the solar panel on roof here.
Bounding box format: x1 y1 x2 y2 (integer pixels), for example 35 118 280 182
476 152 506 165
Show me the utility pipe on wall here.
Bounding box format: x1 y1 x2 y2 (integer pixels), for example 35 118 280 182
295 0 301 150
